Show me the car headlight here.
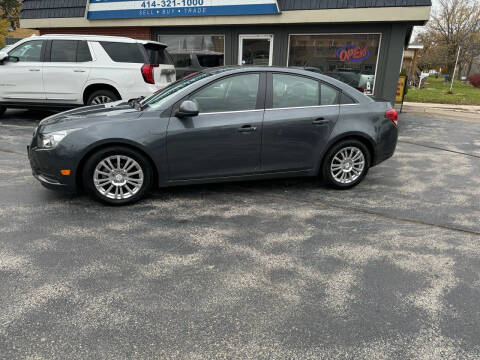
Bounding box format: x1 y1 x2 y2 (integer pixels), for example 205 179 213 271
38 129 81 149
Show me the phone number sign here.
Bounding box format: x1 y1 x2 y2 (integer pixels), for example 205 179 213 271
87 0 280 19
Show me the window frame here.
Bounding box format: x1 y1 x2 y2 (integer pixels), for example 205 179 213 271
266 72 342 110
175 72 267 115
286 33 382 97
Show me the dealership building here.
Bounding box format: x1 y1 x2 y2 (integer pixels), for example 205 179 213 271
20 0 431 103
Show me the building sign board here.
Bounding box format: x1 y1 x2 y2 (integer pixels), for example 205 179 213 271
87 0 280 19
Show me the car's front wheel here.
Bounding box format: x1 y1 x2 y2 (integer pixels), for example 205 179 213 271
0 106 6 118
83 147 152 205
322 140 370 189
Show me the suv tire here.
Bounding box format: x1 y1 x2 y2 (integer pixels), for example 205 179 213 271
83 146 153 205
0 106 6 118
322 139 371 189
86 89 120 106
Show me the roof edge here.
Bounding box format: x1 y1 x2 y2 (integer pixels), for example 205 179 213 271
20 6 431 29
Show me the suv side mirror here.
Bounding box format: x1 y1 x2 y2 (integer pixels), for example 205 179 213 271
176 100 199 118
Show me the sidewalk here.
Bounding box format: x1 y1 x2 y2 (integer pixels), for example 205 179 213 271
398 102 480 122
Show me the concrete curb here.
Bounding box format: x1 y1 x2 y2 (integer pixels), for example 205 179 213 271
397 102 480 122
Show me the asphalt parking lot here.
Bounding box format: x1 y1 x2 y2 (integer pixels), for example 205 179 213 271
0 109 479 359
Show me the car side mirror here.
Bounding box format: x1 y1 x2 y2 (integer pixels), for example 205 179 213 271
0 51 8 63
176 100 199 118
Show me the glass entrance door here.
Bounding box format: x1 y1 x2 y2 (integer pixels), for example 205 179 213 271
238 34 273 66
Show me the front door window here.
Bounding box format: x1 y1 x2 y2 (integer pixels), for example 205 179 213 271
190 73 260 113
239 35 273 66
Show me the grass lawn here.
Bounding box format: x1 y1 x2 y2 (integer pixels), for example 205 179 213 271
404 76 480 105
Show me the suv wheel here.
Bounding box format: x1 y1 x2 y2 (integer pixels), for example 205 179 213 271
0 106 6 118
83 147 152 205
322 140 370 189
86 90 120 106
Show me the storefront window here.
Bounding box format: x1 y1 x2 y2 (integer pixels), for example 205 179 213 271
288 34 381 95
158 35 224 78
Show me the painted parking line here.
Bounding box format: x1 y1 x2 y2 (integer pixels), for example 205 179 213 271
398 140 480 159
229 186 480 237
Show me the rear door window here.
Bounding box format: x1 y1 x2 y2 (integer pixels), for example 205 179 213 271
100 42 145 63
320 84 339 105
340 93 356 105
272 74 319 109
50 40 77 62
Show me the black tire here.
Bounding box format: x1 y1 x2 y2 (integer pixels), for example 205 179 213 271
83 146 153 205
86 89 120 106
0 106 6 118
321 139 371 189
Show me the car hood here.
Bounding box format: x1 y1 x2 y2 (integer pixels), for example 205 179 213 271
39 101 143 132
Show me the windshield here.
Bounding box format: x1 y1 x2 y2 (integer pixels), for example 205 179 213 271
142 72 213 110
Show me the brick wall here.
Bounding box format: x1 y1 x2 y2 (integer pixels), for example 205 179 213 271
39 27 151 40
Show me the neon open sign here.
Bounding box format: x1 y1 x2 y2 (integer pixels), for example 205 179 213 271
336 46 370 62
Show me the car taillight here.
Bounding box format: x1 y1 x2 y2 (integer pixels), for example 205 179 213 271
141 64 159 84
385 109 398 127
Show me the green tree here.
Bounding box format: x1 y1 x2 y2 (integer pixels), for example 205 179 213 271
0 0 21 30
417 0 480 78
0 18 9 48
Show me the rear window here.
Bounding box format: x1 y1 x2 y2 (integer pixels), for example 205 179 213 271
143 44 173 65
100 42 145 63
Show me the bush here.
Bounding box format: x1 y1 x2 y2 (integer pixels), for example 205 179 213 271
468 74 480 88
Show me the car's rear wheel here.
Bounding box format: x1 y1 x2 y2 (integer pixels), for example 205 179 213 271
322 139 370 189
0 106 6 118
83 147 152 205
86 90 120 106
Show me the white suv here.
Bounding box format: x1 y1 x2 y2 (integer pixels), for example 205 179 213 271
0 34 176 117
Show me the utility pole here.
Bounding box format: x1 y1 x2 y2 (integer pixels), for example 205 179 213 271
450 46 461 93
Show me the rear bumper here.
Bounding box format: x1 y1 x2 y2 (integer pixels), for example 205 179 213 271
372 125 398 166
28 145 77 193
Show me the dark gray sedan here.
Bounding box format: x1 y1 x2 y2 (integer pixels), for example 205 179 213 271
28 66 398 205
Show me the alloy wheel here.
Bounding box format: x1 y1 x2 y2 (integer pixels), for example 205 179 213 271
330 146 365 184
93 155 144 200
91 95 113 105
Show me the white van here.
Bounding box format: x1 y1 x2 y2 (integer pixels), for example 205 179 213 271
0 34 176 117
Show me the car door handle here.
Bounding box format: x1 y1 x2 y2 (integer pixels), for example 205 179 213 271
238 125 257 133
74 70 86 73
29 69 40 72
312 118 329 125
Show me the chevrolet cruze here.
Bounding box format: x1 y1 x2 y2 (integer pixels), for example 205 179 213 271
28 67 398 205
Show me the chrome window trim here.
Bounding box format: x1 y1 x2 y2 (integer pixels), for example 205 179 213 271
198 109 264 116
265 104 339 111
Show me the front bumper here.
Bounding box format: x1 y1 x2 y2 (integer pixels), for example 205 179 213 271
28 145 77 193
